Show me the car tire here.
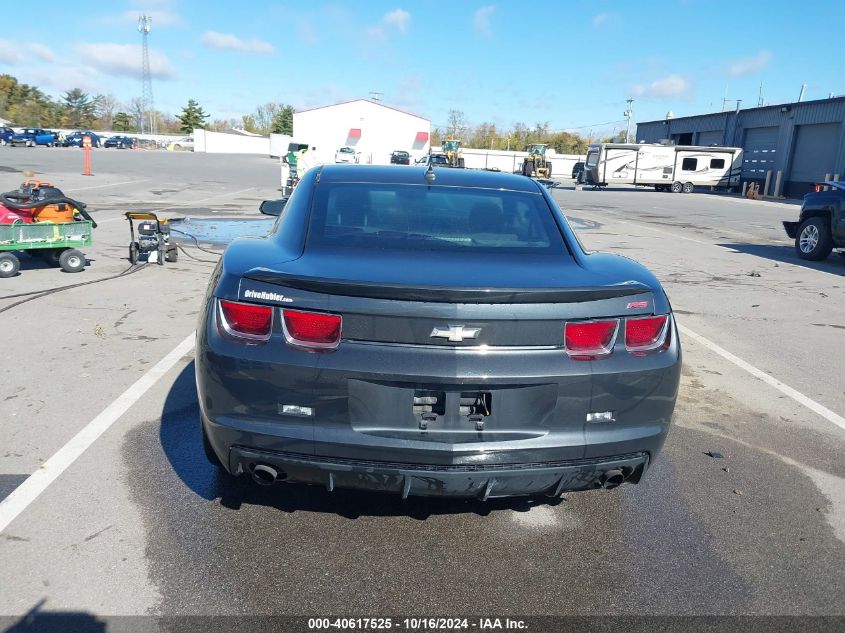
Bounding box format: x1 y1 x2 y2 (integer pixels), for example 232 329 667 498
59 249 86 273
671 181 683 193
201 422 225 469
0 252 20 278
682 182 694 194
795 216 834 261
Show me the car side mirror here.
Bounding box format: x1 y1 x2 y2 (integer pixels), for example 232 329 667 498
259 199 287 216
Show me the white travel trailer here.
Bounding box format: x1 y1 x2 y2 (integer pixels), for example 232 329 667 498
583 143 743 192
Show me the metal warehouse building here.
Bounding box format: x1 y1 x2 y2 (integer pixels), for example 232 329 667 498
636 96 845 197
293 99 431 167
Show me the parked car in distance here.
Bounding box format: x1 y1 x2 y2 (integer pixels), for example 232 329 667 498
783 180 845 261
571 161 585 181
10 128 56 147
418 153 449 166
334 146 359 163
196 165 681 500
390 150 410 165
168 137 193 151
0 127 15 145
63 131 101 147
104 135 136 149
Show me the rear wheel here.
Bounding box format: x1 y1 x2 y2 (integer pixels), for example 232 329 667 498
682 181 694 193
165 246 178 263
795 217 833 261
59 249 85 273
0 252 20 278
671 181 683 193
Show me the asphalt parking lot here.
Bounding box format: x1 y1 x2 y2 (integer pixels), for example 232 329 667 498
0 148 843 622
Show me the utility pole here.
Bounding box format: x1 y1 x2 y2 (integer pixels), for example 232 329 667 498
624 98 634 143
758 81 764 107
138 15 155 134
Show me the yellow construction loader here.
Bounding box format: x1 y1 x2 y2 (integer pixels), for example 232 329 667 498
442 139 465 168
522 144 552 178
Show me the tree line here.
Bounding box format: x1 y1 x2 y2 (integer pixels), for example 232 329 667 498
0 74 293 136
1 75 595 147
432 109 595 154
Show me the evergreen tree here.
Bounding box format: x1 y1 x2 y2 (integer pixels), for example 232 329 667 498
113 112 132 132
62 88 97 128
177 99 209 134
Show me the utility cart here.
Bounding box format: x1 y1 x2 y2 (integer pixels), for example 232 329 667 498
0 220 93 277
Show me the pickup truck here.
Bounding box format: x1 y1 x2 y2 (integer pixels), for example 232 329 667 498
10 128 56 147
783 181 845 261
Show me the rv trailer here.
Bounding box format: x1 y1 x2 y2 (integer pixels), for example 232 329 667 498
583 143 743 193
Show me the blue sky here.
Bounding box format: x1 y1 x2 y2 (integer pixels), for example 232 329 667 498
0 0 842 136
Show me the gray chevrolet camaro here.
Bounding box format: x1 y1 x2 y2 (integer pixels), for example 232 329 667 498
196 164 681 499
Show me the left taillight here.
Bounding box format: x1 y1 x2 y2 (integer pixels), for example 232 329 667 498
218 299 272 342
564 320 619 360
282 309 342 350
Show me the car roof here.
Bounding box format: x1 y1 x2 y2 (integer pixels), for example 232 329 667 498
317 164 542 193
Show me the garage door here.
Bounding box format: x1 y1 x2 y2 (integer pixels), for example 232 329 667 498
697 130 723 146
790 123 841 182
742 126 778 178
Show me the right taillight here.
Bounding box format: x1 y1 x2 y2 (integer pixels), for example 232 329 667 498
218 300 272 341
625 315 669 352
282 309 342 350
564 320 619 360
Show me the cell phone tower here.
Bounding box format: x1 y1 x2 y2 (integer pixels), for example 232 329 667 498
138 15 155 134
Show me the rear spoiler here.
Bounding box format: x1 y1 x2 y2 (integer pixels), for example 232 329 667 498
243 270 651 304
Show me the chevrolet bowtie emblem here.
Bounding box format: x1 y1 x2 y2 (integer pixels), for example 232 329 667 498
430 325 482 342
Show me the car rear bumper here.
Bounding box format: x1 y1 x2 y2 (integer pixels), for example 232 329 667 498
227 444 650 498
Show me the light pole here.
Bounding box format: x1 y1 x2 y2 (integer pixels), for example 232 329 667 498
138 15 154 135
624 98 634 143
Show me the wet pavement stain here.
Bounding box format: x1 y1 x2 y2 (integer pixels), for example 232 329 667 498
169 218 274 245
117 363 845 616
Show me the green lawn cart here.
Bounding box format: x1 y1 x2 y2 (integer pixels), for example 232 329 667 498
0 221 94 277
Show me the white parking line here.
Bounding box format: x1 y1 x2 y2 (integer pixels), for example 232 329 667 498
0 332 196 534
678 323 845 432
65 179 150 193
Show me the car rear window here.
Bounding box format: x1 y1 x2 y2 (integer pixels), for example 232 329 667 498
308 183 565 253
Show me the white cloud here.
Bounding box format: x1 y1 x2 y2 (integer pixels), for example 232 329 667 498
200 31 275 55
28 43 55 62
31 66 100 94
383 8 411 33
473 5 496 38
727 50 772 77
0 39 20 64
632 74 691 99
367 8 411 41
76 43 176 80
593 13 609 26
